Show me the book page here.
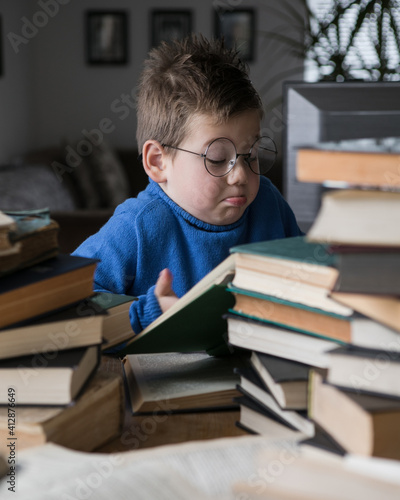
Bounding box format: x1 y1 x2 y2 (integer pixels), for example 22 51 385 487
0 435 302 499
128 352 241 400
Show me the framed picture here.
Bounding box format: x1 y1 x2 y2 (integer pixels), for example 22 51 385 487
151 10 192 48
214 9 255 62
86 11 128 65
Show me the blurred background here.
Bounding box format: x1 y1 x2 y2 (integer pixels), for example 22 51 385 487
1 1 399 248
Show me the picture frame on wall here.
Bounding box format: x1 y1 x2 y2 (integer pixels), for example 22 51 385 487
151 10 192 48
214 9 255 62
86 11 128 65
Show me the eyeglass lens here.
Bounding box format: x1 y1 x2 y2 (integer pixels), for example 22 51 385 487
204 137 276 177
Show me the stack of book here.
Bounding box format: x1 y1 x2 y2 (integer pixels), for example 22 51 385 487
0 209 125 452
225 229 400 454
295 138 400 460
224 236 343 440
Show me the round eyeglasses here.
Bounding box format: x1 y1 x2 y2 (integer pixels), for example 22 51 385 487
161 136 277 177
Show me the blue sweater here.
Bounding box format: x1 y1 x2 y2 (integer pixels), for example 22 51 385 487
73 177 302 334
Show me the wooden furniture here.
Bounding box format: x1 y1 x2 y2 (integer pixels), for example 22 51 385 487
96 355 247 453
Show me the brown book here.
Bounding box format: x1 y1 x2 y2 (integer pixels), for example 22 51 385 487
0 370 124 453
309 371 400 460
230 288 400 348
0 299 104 361
297 147 400 188
330 292 400 334
123 351 242 414
90 292 137 351
0 254 97 329
0 220 59 276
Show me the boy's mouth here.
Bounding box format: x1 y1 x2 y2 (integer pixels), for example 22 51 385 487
224 195 247 207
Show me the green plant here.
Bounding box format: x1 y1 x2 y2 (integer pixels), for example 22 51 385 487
259 0 400 83
305 0 400 81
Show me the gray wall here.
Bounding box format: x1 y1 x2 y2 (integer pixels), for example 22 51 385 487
0 0 304 168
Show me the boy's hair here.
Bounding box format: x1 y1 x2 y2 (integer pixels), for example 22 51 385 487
136 34 263 153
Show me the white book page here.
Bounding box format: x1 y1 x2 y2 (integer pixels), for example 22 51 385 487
0 435 302 499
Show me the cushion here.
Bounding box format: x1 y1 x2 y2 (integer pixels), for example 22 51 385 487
87 141 130 208
0 164 76 212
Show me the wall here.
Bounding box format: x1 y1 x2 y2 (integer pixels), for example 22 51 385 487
0 0 304 183
0 0 35 164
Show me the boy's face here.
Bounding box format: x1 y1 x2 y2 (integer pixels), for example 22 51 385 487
160 109 261 226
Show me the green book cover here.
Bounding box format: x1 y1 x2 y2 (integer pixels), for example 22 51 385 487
117 255 236 356
230 235 337 268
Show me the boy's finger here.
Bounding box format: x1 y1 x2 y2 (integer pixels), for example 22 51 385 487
155 268 174 297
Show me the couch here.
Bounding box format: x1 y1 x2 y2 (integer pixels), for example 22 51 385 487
0 142 149 253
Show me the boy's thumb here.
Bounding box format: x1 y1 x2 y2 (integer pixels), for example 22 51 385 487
155 268 175 297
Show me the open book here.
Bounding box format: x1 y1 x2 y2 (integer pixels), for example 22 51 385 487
117 254 236 356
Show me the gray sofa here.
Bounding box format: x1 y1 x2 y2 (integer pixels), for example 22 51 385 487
0 142 149 253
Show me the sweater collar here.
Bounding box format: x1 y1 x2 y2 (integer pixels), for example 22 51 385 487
148 179 248 232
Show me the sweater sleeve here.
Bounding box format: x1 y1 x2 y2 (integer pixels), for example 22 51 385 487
129 285 163 334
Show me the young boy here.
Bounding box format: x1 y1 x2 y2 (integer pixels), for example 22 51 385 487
73 35 302 335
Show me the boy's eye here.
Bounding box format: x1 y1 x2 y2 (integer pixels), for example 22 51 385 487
207 157 228 166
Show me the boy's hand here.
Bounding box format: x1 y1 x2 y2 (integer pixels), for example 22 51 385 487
155 268 179 313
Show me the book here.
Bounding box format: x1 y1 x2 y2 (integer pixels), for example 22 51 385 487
226 313 339 368
230 236 350 317
309 371 400 460
235 394 308 441
90 292 137 351
250 352 310 410
0 345 100 405
230 236 339 289
0 370 124 454
234 444 400 500
117 254 236 355
0 254 98 329
0 436 320 500
0 298 104 360
123 351 243 414
332 249 400 295
296 143 400 188
0 211 16 250
307 189 400 247
1 208 58 264
0 219 59 276
230 286 400 348
330 292 400 334
236 367 315 436
326 345 400 398
0 454 6 481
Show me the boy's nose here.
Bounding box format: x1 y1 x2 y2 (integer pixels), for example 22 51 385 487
226 157 249 184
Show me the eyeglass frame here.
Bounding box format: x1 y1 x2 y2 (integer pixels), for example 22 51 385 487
160 136 277 177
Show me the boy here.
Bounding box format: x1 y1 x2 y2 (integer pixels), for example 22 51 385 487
73 35 302 335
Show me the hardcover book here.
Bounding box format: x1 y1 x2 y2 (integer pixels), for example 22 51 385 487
117 254 236 355
0 345 100 405
0 254 98 329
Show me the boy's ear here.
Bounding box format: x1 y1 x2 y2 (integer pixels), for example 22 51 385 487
141 140 167 183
